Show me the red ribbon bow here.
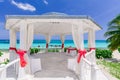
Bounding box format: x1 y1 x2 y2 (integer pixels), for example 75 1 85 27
9 47 17 52
90 48 96 51
9 47 27 67
61 44 64 49
17 50 27 67
46 43 48 48
77 49 86 63
67 48 77 53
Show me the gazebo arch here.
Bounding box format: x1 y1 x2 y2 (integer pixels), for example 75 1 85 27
5 12 102 80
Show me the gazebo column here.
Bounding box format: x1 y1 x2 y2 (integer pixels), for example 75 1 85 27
88 29 96 51
18 23 28 79
9 29 17 62
88 29 96 64
18 23 34 79
72 23 86 80
60 35 65 52
45 35 51 53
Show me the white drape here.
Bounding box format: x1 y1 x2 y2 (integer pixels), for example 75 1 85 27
88 29 95 48
45 35 51 44
60 35 65 52
18 23 34 78
25 24 34 74
9 29 17 62
72 23 84 50
71 22 84 77
45 35 51 52
27 24 34 50
60 35 65 43
20 23 34 50
10 29 16 47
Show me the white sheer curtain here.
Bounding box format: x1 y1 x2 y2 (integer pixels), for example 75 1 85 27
45 35 51 52
72 23 84 50
46 35 51 44
26 24 34 51
25 24 34 74
10 29 16 48
60 35 65 52
71 22 84 77
9 29 17 62
88 29 95 48
18 23 34 78
60 35 65 44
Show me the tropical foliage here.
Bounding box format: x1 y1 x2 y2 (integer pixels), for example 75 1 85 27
48 49 59 52
96 48 112 59
30 48 40 55
0 51 3 56
104 14 120 51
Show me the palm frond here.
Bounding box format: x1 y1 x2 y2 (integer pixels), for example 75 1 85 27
104 30 120 37
109 14 120 26
108 25 120 31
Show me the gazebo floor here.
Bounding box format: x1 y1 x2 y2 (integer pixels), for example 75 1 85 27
6 52 110 80
32 53 79 80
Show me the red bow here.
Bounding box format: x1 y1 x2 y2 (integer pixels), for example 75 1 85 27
46 43 48 48
9 47 27 67
17 50 27 67
67 48 77 53
77 49 86 63
9 47 17 52
61 44 64 49
90 48 96 51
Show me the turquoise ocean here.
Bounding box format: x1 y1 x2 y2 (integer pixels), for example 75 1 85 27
0 40 108 49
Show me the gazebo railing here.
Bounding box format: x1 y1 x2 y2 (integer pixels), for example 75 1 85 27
80 50 109 80
0 58 20 80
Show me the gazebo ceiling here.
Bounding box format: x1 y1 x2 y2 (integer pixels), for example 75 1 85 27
5 12 102 35
34 22 72 35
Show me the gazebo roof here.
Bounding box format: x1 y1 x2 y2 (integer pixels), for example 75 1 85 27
5 12 102 35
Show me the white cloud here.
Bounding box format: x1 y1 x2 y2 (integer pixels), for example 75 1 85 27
43 0 48 5
11 0 36 12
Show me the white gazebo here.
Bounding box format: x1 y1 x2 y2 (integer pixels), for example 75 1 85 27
1 12 109 80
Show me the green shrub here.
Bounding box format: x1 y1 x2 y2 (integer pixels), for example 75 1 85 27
48 49 52 52
35 48 39 53
64 47 68 52
96 48 112 59
30 48 40 55
52 49 56 52
48 49 59 52
30 48 34 55
0 51 3 56
6 58 9 63
118 47 120 53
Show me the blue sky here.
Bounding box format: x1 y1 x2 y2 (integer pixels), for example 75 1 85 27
0 0 120 40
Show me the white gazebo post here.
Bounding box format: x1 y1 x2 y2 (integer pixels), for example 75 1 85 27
18 22 34 79
88 29 96 64
45 35 51 52
18 23 27 79
60 35 65 52
72 22 85 80
9 29 17 62
88 29 96 51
